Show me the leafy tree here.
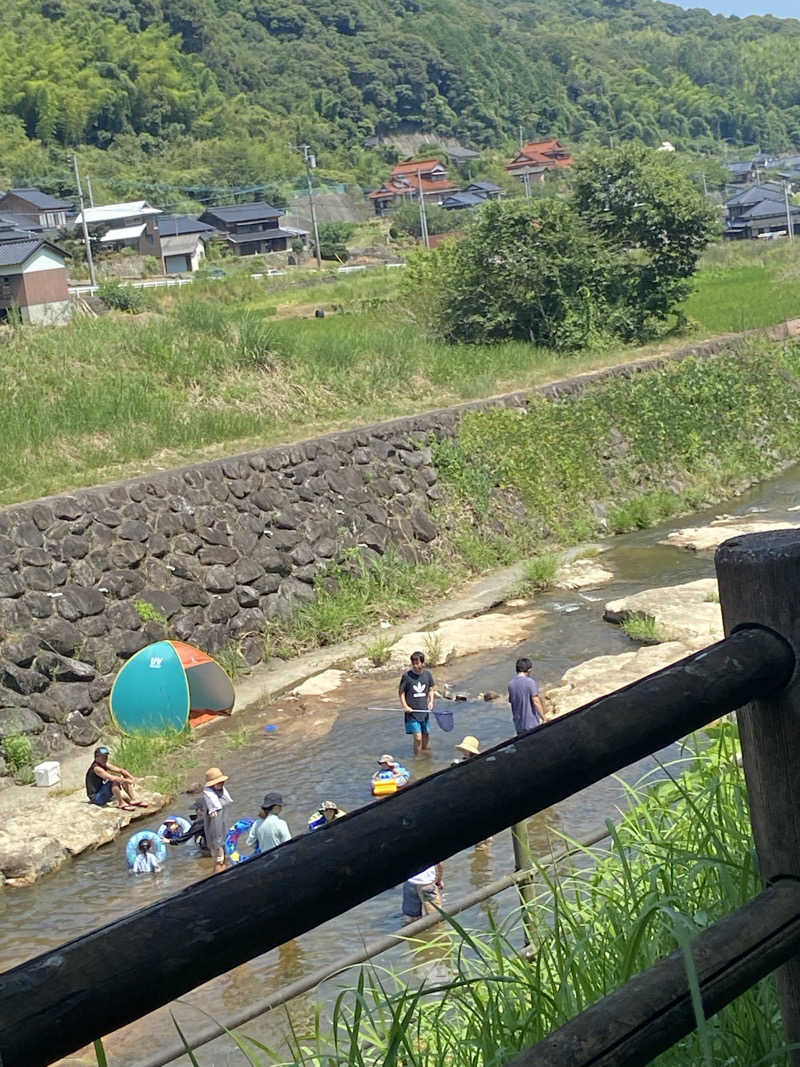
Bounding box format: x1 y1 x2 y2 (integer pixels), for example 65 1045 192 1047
317 220 355 261
389 201 460 238
573 144 717 337
404 198 616 349
407 146 715 350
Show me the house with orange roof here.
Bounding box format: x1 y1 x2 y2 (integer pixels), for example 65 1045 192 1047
368 159 457 216
505 139 573 186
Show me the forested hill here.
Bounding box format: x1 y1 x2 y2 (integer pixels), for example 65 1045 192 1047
2 0 800 196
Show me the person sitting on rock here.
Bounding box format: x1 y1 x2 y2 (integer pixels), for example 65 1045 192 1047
307 799 346 831
85 745 143 811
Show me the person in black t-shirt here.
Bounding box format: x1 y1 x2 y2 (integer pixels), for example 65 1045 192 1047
399 651 435 756
85 745 142 810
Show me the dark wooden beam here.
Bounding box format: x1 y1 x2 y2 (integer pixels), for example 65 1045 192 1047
0 625 792 1067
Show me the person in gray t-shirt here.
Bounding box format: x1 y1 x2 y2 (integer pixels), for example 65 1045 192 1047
508 657 545 735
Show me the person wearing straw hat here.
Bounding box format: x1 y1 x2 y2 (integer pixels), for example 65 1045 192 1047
451 735 480 765
307 799 347 831
202 766 233 873
371 754 410 790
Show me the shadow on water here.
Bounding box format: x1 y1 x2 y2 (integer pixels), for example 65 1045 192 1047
4 463 800 1064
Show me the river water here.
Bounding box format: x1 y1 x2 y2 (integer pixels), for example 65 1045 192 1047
4 465 800 1067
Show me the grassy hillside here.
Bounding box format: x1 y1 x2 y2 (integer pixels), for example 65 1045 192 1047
1 239 799 508
2 0 800 198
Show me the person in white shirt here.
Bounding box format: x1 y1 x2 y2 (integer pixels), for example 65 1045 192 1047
403 861 445 920
131 837 161 874
247 791 292 854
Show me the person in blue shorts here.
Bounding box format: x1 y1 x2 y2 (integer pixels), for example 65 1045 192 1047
399 651 435 756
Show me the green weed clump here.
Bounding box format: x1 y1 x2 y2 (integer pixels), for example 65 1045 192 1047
362 634 393 667
216 640 250 681
3 732 35 782
112 728 196 794
522 553 559 592
97 283 147 313
620 612 666 643
134 599 168 627
262 550 453 658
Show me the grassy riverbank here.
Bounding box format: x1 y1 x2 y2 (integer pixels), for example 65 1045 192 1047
2 239 800 507
437 338 800 552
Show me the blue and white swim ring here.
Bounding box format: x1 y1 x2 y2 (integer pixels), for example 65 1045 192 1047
157 815 192 838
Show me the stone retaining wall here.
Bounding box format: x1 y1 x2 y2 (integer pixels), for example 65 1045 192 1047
0 333 769 773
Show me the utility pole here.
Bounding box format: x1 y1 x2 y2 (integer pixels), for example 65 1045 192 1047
785 181 794 241
519 125 525 150
523 169 532 200
85 175 95 208
72 155 97 288
299 144 322 270
702 172 708 198
416 168 430 249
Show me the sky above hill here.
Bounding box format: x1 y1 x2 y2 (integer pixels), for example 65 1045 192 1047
676 0 795 14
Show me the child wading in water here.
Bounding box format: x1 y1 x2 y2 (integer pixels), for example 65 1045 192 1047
131 837 161 874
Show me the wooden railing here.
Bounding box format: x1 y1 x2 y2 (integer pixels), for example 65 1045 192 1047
2 529 800 1067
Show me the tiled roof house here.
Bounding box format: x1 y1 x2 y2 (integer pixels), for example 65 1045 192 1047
505 140 573 185
368 159 457 216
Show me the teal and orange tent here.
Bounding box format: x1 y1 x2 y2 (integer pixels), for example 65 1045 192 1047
110 640 235 734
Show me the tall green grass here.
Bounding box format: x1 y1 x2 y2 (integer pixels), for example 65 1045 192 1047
277 727 782 1065
687 237 800 335
111 728 197 794
443 341 800 542
262 549 454 657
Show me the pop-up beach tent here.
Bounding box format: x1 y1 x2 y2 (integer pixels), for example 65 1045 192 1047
110 640 235 733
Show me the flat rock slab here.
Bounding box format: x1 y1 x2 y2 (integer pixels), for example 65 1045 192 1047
546 640 700 717
0 784 165 887
604 578 723 645
663 518 800 553
389 610 541 668
555 558 614 590
292 669 347 697
545 578 723 718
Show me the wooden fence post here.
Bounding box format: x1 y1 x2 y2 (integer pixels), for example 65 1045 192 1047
716 529 800 1064
511 819 537 948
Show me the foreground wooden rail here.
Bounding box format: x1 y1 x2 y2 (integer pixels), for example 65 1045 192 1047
2 529 800 1067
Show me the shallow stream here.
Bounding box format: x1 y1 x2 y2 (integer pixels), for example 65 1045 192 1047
4 465 800 1066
